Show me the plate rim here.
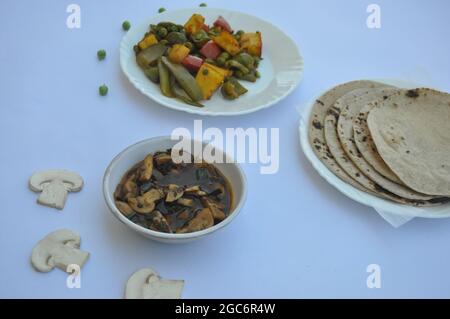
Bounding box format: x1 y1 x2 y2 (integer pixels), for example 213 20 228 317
120 7 304 116
298 78 450 219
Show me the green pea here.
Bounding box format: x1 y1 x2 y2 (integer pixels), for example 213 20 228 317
202 68 209 75
199 3 207 6
99 84 108 96
158 7 166 13
157 27 168 38
97 49 106 61
122 20 131 31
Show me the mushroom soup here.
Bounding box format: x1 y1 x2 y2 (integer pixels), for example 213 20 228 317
114 149 233 234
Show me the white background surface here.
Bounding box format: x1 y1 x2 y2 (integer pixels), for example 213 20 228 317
1 0 450 298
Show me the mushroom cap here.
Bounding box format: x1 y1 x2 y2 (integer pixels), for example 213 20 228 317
29 170 83 192
31 229 81 272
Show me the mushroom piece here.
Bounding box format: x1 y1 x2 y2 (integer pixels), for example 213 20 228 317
176 208 214 233
123 174 138 200
125 268 184 299
176 197 195 207
201 197 226 221
115 200 135 217
184 185 208 196
165 184 184 202
146 210 172 233
138 154 153 182
154 153 173 166
31 229 90 273
128 188 164 214
29 170 83 210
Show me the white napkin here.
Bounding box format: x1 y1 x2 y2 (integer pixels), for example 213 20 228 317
374 209 414 228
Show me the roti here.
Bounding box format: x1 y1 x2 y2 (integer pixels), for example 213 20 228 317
353 102 402 183
367 88 450 196
336 88 436 201
308 80 386 191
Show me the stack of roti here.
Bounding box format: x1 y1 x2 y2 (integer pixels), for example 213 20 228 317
308 80 450 206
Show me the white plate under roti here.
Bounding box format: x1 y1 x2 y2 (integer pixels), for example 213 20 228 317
298 79 450 219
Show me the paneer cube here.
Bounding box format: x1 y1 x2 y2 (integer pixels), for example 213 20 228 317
212 31 240 56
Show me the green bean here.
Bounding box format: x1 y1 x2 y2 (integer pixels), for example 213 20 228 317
216 52 230 66
184 42 194 51
149 24 157 32
221 78 248 99
144 66 160 83
157 58 174 97
191 29 210 47
173 85 204 107
161 56 203 102
157 22 176 29
204 58 218 66
237 72 257 82
234 30 245 41
136 43 167 68
166 32 187 44
225 60 249 74
234 52 255 69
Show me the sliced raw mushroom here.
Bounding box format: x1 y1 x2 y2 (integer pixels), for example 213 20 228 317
185 185 208 196
176 197 195 207
115 200 135 217
165 184 184 202
202 197 226 221
125 268 184 299
31 229 89 273
128 189 164 214
146 210 172 233
154 152 173 166
176 208 214 233
29 170 83 210
139 154 153 182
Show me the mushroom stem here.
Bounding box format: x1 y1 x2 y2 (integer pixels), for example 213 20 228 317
37 180 68 210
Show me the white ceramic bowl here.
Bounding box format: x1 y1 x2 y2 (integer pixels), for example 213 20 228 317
120 7 304 116
103 136 247 243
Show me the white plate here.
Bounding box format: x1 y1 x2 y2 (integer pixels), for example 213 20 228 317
298 79 450 219
120 7 304 116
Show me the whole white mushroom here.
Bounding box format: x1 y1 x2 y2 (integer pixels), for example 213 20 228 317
29 169 83 210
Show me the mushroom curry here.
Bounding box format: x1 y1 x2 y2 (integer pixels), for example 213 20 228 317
114 149 233 234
